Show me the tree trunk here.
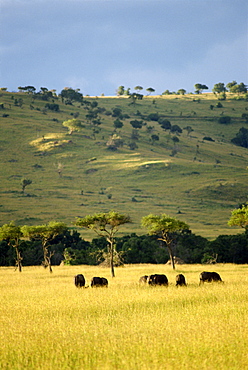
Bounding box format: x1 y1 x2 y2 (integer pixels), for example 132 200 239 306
167 245 175 270
109 240 115 278
15 247 22 272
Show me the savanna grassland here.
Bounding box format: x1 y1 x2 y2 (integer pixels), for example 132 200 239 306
0 264 248 369
0 91 247 239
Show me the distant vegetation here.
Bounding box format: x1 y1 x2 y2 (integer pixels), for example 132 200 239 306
0 82 248 267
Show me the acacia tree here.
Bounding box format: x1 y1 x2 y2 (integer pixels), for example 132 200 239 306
146 87 155 95
21 178 32 194
75 211 131 277
0 222 23 272
141 214 189 270
228 204 248 230
62 118 83 135
212 83 226 95
21 222 67 273
194 84 208 94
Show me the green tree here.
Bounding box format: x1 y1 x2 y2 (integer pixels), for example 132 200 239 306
226 81 237 92
212 83 226 95
75 211 131 277
128 93 143 105
228 204 248 230
226 81 247 95
134 86 143 93
60 88 83 103
231 127 248 148
0 222 23 272
146 87 155 95
62 118 83 135
21 178 32 194
177 89 186 95
141 214 189 269
106 134 124 150
233 83 247 95
117 86 125 96
21 222 68 273
130 120 143 129
113 118 123 130
194 84 208 94
159 119 171 131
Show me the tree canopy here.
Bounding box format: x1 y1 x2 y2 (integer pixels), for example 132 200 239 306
75 211 131 277
194 84 208 94
62 118 83 135
0 222 23 272
228 204 248 230
22 221 67 272
141 214 189 269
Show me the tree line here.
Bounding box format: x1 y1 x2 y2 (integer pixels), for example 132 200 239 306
0 206 247 275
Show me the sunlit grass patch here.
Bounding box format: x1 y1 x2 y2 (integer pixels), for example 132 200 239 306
0 264 248 369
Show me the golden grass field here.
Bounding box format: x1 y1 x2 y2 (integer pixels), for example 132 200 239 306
0 263 248 369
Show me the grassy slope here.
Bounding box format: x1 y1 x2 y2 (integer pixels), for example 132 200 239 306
0 91 247 239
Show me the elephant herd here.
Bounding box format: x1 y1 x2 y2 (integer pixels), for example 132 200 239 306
74 271 223 288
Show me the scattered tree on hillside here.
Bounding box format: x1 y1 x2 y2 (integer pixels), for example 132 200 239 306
134 86 143 93
159 119 171 131
21 222 68 273
218 116 231 125
194 84 208 94
106 134 124 150
146 87 155 95
59 88 83 104
177 89 186 95
112 108 122 118
226 81 237 92
130 120 143 129
184 125 194 136
151 134 159 144
75 211 131 277
228 204 248 230
226 81 247 95
117 86 125 96
124 88 131 96
162 90 171 95
212 83 226 96
62 118 83 135
18 86 36 94
231 127 248 148
170 124 182 134
0 222 24 272
21 178 32 194
128 93 143 105
113 118 123 131
141 214 189 270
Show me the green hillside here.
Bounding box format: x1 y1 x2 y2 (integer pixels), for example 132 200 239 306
0 90 247 239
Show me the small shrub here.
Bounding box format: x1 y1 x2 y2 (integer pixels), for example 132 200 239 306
218 116 231 124
203 136 215 142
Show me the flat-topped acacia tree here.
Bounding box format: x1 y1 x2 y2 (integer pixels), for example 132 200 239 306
0 222 23 272
75 211 131 277
21 221 68 273
141 214 189 270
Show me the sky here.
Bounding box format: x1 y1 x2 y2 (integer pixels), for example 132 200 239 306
1 0 248 96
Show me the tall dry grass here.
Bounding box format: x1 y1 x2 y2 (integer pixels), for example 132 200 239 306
0 264 248 369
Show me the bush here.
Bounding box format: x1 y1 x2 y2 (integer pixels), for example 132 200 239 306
218 116 231 124
203 136 215 142
231 127 248 148
45 103 59 112
147 113 160 121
